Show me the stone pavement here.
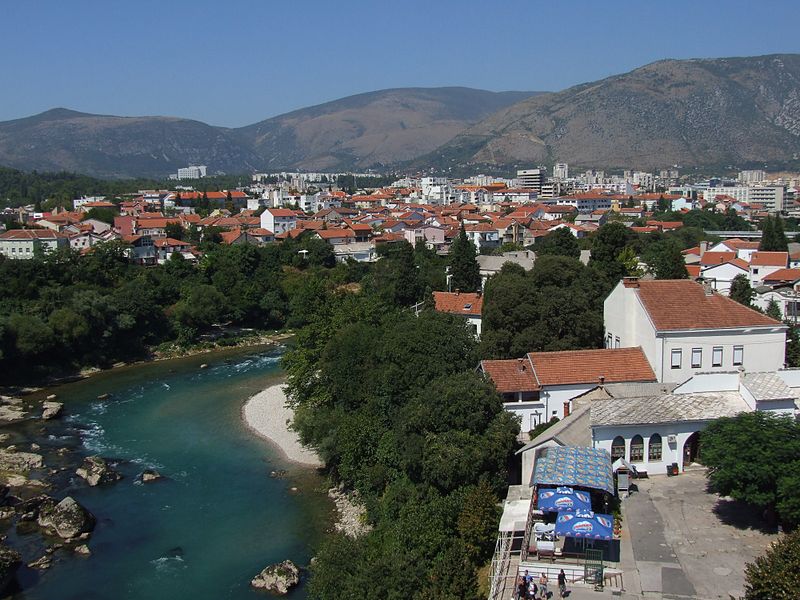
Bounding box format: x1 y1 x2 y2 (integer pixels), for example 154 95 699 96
619 469 777 600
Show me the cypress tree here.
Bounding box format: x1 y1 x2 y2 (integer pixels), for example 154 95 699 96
449 224 481 293
773 216 789 252
760 216 776 251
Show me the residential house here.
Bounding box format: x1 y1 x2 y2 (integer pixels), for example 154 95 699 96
480 347 656 432
749 251 789 286
0 229 70 259
432 291 483 337
260 208 298 235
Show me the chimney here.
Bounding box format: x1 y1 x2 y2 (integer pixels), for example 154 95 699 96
598 375 605 387
699 241 708 257
702 280 714 296
563 401 571 418
622 277 639 289
455 289 460 295
518 359 526 372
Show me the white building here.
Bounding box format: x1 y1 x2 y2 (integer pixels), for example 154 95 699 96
260 208 297 235
433 291 483 338
604 278 787 383
480 347 657 432
739 170 766 184
177 165 207 180
517 168 546 192
552 163 569 181
0 229 70 259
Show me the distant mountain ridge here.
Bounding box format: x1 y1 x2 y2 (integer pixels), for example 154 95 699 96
0 88 540 178
2 54 800 179
423 54 800 171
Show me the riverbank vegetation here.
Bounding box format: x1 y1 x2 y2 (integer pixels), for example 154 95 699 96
283 291 519 599
0 237 359 383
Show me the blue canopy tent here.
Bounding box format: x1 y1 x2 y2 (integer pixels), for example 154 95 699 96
536 486 592 513
554 510 614 541
531 446 614 495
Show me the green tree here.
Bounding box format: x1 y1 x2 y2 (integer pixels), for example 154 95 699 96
535 227 580 259
766 299 783 321
84 207 116 224
730 274 755 307
449 224 481 293
165 222 184 240
760 216 788 252
701 412 800 529
744 529 800 599
366 241 422 306
589 222 630 282
457 480 501 564
644 240 689 279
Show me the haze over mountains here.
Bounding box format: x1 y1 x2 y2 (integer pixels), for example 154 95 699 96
1 54 799 179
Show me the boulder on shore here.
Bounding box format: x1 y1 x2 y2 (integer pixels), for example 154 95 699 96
0 545 21 593
0 449 43 473
41 401 63 420
250 560 300 594
37 496 95 539
76 456 123 487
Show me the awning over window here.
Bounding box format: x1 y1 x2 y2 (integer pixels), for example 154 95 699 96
531 446 614 494
554 510 614 540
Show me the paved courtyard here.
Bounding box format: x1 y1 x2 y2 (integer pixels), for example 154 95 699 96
623 469 778 599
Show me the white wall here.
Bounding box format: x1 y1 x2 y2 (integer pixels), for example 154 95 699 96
604 282 660 376
592 422 707 474
503 401 548 433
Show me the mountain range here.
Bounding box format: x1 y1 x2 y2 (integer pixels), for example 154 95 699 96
1 54 799 178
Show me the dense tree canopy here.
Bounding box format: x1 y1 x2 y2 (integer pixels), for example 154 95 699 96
534 227 580 259
479 256 609 358
643 239 689 279
701 412 800 530
760 216 789 252
283 289 518 600
745 530 800 599
588 222 631 281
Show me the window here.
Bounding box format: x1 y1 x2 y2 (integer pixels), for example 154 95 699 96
614 337 620 349
649 434 662 461
671 349 682 369
630 435 644 462
712 346 723 367
606 334 612 348
611 436 625 460
733 346 744 366
691 348 702 369
752 268 759 275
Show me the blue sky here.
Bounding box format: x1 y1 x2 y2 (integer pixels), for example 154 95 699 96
2 0 798 127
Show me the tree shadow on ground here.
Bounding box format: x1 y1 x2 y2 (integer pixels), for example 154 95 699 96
710 491 779 535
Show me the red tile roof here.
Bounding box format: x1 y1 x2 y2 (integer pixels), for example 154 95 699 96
750 251 788 267
433 292 483 316
634 279 782 330
0 229 67 240
700 251 737 266
762 268 800 284
481 359 539 393
527 347 656 387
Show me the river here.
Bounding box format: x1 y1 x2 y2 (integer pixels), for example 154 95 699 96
9 346 328 600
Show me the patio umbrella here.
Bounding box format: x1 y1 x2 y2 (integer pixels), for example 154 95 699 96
536 486 592 513
554 510 614 540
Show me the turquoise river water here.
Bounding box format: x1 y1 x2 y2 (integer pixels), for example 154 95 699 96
11 346 328 600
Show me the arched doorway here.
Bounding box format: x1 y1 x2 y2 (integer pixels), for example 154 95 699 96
683 432 701 466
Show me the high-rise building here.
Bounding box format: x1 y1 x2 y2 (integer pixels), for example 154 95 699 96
517 168 546 192
177 165 207 180
739 170 766 184
552 163 569 180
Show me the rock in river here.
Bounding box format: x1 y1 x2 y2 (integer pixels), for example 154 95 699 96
37 496 95 539
141 469 163 483
250 560 300 594
76 456 123 486
41 401 63 420
0 545 21 593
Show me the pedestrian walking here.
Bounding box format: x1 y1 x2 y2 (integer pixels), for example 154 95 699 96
538 573 548 599
558 569 567 598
